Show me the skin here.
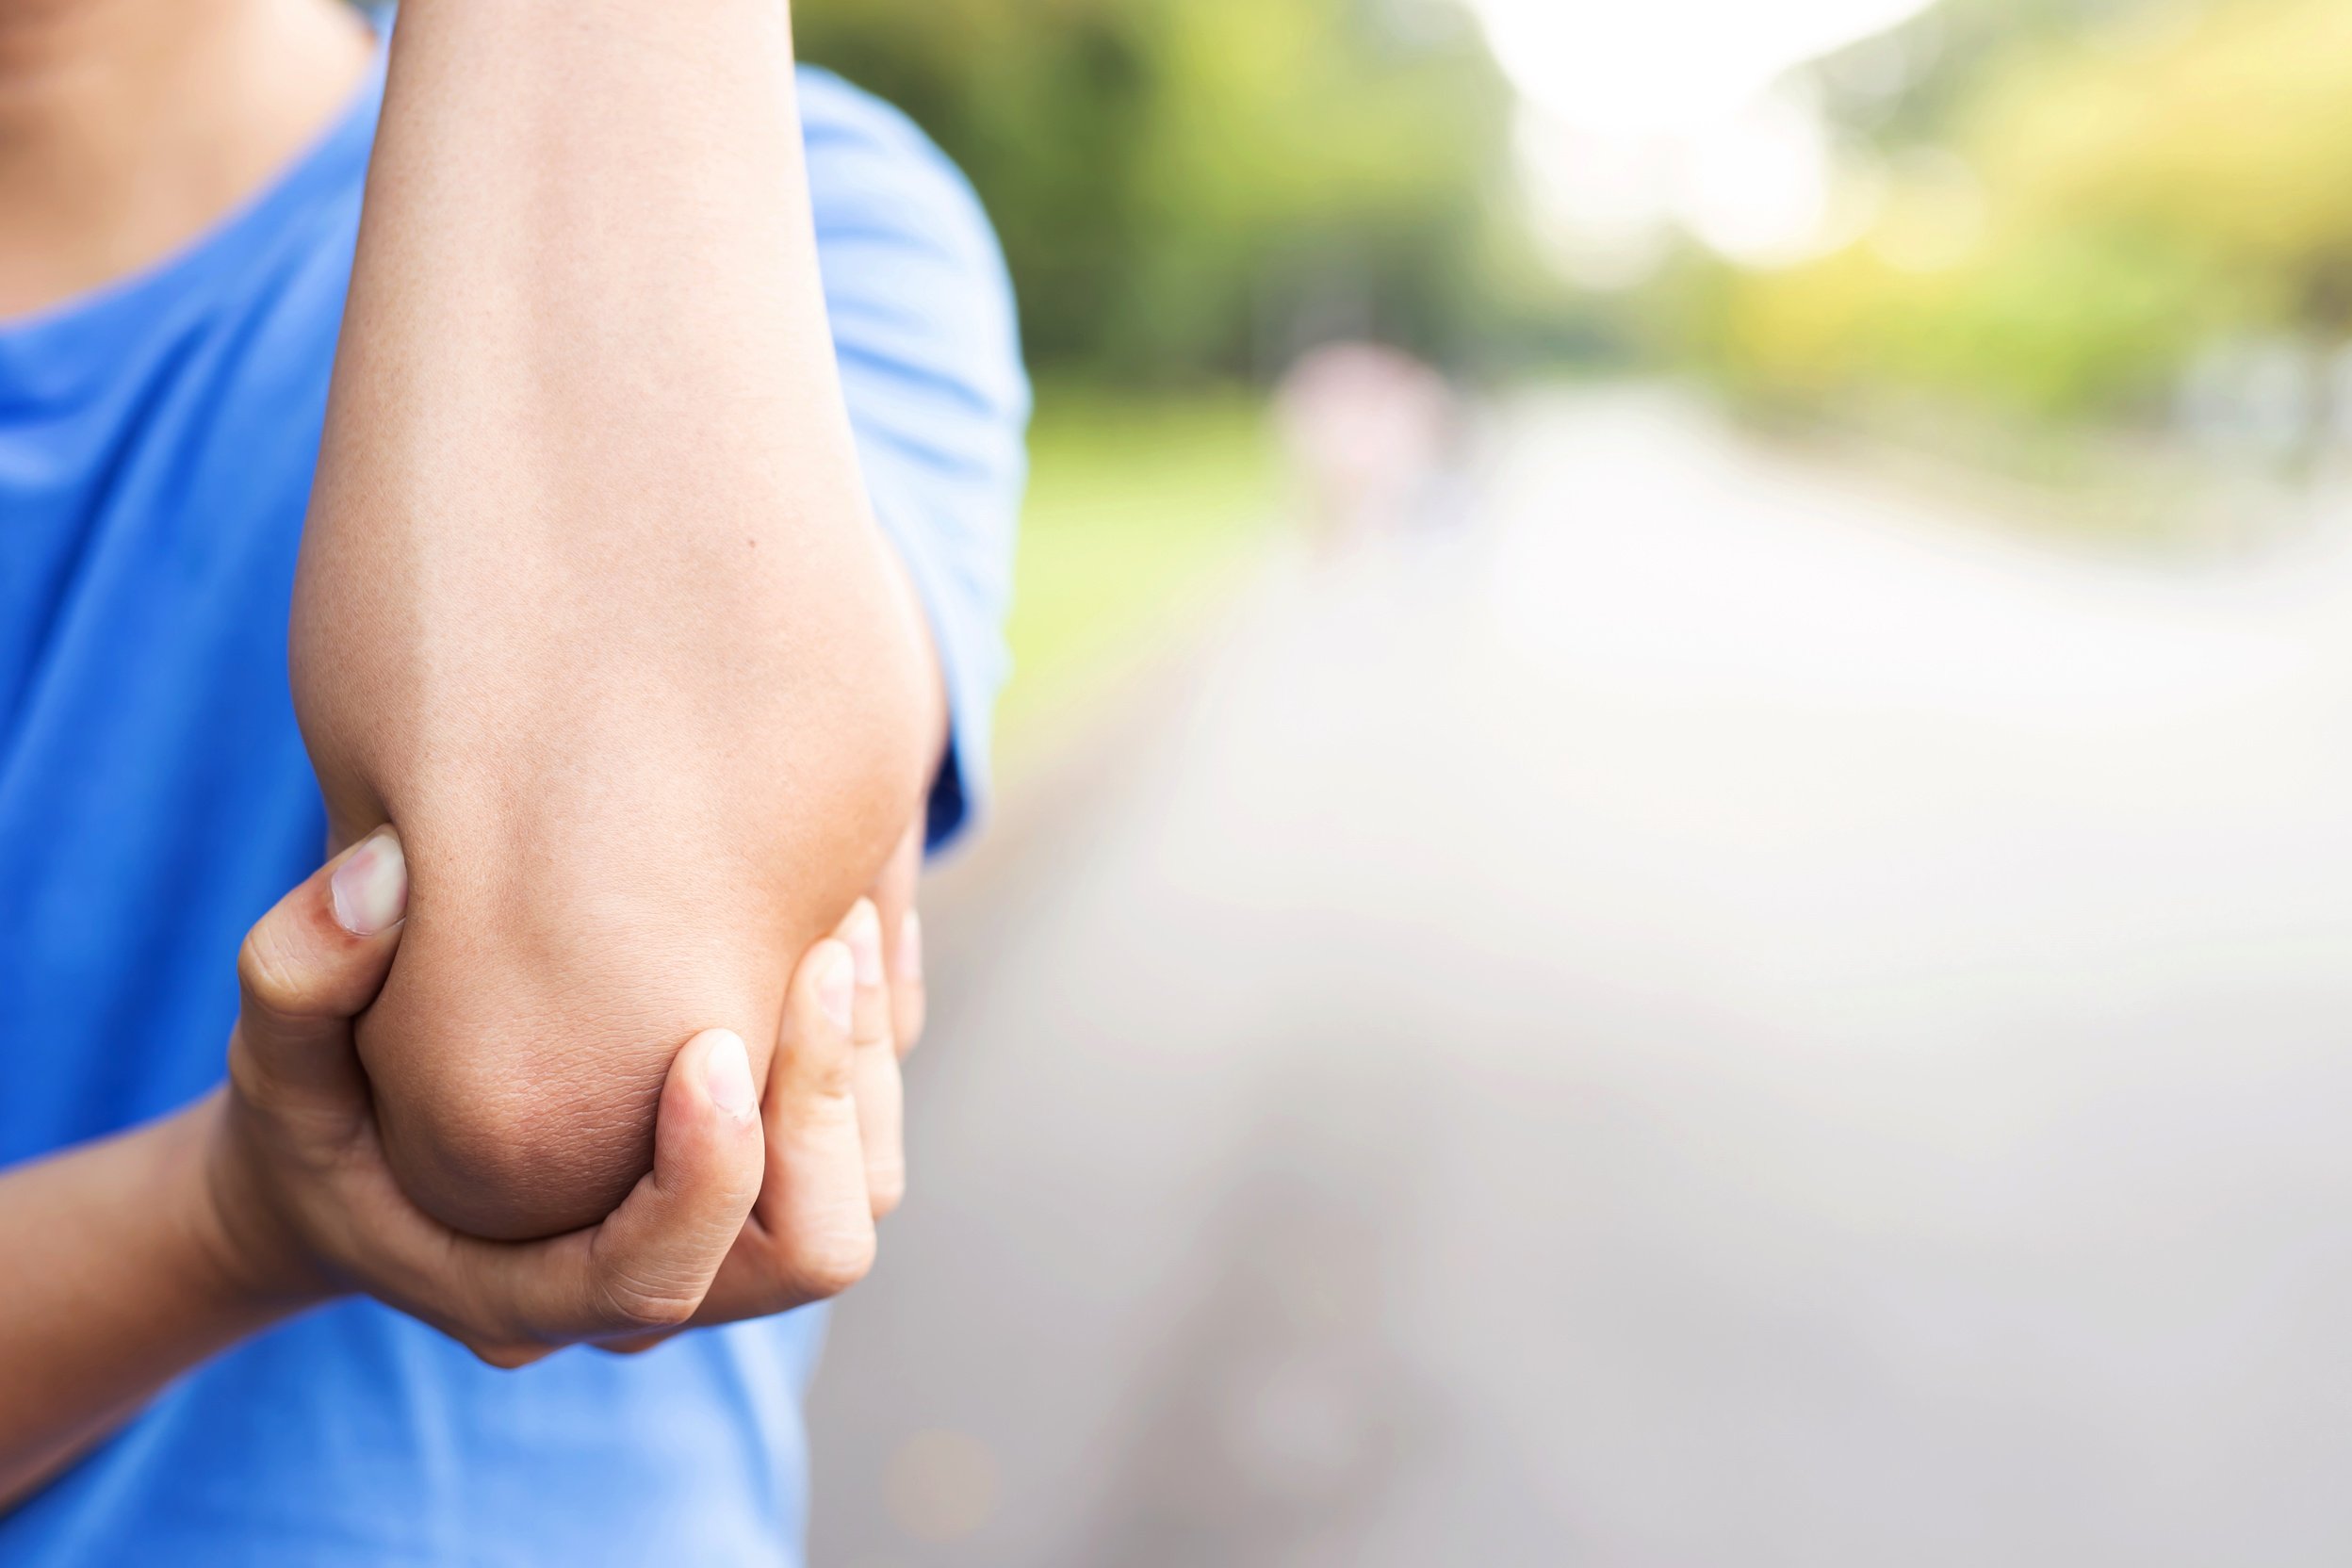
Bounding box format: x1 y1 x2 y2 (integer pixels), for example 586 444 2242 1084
0 0 375 316
294 0 945 1239
0 3 939 1231
1 0 939 1508
0 830 908 1513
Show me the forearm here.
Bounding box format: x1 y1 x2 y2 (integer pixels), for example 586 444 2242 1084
295 0 939 1236
0 1102 286 1512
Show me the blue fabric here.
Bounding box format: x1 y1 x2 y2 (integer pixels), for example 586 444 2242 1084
0 46 1025 1568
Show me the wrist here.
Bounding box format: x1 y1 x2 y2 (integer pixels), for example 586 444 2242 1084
180 1093 336 1318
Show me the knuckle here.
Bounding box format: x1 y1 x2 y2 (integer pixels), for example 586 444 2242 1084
785 1037 859 1102
222 1027 315 1133
592 1268 701 1333
466 1339 541 1371
223 1030 272 1102
236 926 312 1020
816 1051 859 1102
788 1224 876 1300
867 1159 906 1220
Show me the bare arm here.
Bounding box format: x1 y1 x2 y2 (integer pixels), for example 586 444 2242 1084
293 0 940 1237
0 1111 274 1511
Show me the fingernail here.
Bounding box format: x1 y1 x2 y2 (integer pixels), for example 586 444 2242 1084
330 827 408 936
846 900 884 988
817 942 855 1032
895 911 923 984
703 1030 757 1120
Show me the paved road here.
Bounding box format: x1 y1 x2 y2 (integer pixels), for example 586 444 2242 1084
808 394 2352 1566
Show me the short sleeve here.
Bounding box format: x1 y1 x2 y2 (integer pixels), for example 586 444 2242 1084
799 68 1030 853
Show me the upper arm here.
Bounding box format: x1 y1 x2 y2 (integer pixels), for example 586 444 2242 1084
804 70 1030 851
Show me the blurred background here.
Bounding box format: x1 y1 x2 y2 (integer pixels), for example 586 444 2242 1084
793 0 2352 1560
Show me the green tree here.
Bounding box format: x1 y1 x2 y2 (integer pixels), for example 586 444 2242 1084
795 0 1521 382
1715 0 2352 424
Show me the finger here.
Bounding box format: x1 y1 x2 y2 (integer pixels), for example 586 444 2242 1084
870 821 926 1058
754 937 877 1302
232 826 410 1120
447 1028 763 1348
891 909 926 1059
841 899 906 1217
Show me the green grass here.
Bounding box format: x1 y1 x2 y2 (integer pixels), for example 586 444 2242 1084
994 387 1282 766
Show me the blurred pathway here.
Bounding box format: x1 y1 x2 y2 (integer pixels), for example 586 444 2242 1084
809 392 2352 1566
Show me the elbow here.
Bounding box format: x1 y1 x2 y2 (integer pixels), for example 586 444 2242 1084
359 980 671 1242
379 1102 652 1245
338 520 945 1245
829 525 951 858
353 906 760 1241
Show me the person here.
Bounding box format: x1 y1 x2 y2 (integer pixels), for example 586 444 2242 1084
0 0 1025 1559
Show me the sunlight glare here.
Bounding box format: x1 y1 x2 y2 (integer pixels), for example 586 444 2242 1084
1469 0 1938 138
1476 0 1936 280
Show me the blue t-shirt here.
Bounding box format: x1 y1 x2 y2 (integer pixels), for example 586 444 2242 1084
0 46 1025 1568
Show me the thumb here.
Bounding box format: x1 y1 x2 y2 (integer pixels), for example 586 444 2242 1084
449 1028 765 1349
579 1027 768 1325
233 826 409 1109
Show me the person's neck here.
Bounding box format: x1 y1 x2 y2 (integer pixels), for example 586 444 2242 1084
0 0 374 319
